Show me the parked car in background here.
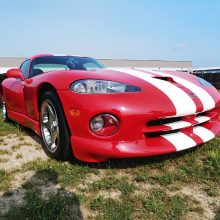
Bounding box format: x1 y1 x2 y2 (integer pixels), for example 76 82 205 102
1 54 220 162
0 67 12 81
0 68 11 101
193 67 220 89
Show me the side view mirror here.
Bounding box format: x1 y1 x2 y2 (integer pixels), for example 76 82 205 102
6 68 25 81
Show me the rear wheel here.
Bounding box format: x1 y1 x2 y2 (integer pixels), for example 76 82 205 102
1 95 8 121
40 91 72 160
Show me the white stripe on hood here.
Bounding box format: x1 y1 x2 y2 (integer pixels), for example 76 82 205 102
147 70 215 111
110 68 197 116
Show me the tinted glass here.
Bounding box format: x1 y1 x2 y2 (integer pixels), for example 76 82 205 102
20 59 30 78
29 56 105 78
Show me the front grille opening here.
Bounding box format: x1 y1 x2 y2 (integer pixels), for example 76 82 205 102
194 122 206 127
147 117 181 126
196 111 208 117
145 129 180 138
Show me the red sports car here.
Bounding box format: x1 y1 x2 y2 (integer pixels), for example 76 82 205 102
1 54 220 162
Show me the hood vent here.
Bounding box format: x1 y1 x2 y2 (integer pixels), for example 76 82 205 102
153 76 175 83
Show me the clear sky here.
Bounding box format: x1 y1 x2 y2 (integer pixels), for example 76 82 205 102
0 0 219 67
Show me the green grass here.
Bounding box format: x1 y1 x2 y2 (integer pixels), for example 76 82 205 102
0 120 22 136
2 188 82 220
215 209 220 220
0 149 10 155
0 158 8 163
0 169 11 191
203 183 219 197
142 188 189 219
130 138 220 188
91 174 135 195
89 187 202 220
16 153 23 159
134 172 149 182
11 144 22 150
22 159 98 188
0 108 24 136
90 196 134 220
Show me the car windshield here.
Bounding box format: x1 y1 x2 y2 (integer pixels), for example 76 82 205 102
29 56 105 77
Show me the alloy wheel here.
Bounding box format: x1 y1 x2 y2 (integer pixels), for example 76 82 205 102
40 99 59 153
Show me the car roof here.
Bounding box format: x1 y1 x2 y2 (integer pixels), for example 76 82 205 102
30 54 88 60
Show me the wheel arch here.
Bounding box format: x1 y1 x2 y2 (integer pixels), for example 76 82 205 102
37 83 58 109
37 83 71 135
37 83 73 160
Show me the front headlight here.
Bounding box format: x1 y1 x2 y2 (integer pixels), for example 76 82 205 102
198 77 212 87
70 79 141 94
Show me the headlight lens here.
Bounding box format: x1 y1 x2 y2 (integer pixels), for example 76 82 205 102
70 80 141 94
198 77 212 87
90 115 104 132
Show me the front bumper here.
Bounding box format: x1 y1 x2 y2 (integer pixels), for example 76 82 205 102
58 91 220 162
71 116 220 162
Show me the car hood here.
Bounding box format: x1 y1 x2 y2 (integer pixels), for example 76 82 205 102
45 68 200 88
43 68 220 114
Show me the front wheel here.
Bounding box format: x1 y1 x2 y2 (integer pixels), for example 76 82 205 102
40 91 72 160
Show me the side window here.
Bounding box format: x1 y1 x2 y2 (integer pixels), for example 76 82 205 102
20 60 30 79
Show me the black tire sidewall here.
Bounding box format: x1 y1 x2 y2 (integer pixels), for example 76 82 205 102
40 91 71 160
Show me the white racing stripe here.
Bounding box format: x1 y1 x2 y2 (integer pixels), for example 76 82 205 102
161 132 197 151
148 70 216 111
110 68 155 77
164 121 191 130
193 126 215 142
195 116 210 124
111 68 197 116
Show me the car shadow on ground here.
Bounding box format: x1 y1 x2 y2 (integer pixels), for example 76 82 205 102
0 168 83 219
75 148 199 170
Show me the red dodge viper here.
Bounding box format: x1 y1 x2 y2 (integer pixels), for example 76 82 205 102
1 54 220 162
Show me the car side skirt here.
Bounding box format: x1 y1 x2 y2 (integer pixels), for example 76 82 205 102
7 110 41 136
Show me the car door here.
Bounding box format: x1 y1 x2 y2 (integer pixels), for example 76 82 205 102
4 59 30 114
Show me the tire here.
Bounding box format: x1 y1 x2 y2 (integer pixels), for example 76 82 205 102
1 94 8 122
39 91 72 160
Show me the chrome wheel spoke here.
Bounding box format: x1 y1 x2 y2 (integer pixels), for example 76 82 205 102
47 104 56 121
51 129 58 144
42 116 50 130
40 99 59 153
